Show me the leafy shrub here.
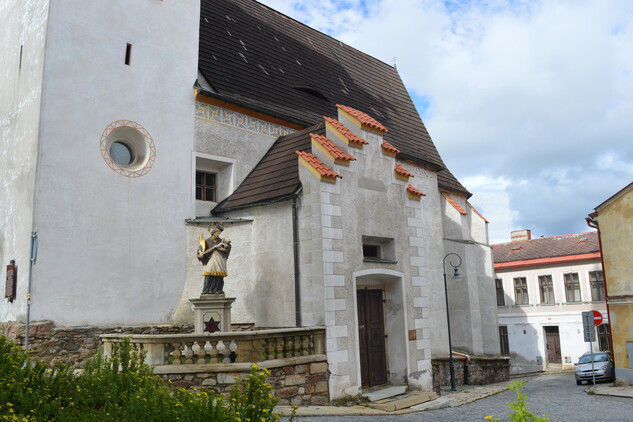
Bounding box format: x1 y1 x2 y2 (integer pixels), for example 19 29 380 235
485 381 548 422
0 336 293 422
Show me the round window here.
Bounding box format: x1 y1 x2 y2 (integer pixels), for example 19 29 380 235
100 120 156 177
109 141 134 166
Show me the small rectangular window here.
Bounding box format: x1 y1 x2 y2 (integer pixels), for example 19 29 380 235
514 277 529 305
125 43 132 65
589 270 605 301
195 171 216 202
564 273 581 302
538 275 554 304
499 326 509 354
362 244 379 259
495 278 505 306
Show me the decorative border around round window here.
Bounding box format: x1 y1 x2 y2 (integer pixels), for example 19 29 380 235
100 120 156 178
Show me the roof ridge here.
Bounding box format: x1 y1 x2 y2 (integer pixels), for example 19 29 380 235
491 230 597 246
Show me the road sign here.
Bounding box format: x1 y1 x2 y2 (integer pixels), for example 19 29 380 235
592 310 603 326
582 311 596 342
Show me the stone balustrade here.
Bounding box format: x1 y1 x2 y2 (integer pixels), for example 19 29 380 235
101 327 325 367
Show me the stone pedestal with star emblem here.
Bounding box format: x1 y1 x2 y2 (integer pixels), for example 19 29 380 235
190 295 236 334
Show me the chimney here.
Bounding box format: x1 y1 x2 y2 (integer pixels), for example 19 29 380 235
511 229 531 242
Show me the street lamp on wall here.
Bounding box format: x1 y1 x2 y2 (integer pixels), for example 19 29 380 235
443 252 462 391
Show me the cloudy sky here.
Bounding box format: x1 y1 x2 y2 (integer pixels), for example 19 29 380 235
258 0 633 243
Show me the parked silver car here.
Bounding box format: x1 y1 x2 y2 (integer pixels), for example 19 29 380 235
574 352 614 385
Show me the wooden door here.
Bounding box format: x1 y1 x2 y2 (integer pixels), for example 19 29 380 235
357 289 388 387
544 326 562 364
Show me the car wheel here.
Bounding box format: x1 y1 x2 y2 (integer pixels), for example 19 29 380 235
576 380 582 385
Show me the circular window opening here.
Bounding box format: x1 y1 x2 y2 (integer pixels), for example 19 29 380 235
100 121 155 177
109 141 134 166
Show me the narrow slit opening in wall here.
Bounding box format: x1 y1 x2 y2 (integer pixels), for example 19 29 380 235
19 45 23 70
125 43 132 65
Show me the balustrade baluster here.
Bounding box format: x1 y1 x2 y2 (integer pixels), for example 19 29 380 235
284 336 293 358
171 342 182 365
229 340 238 362
210 341 218 363
193 341 204 364
301 335 308 356
276 337 284 360
216 340 227 362
266 339 275 360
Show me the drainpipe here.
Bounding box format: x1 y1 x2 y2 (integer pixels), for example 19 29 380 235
24 232 38 351
585 214 615 364
292 187 303 327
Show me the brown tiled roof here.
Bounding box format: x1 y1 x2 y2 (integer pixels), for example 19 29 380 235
213 124 324 213
336 104 388 133
296 151 342 179
323 116 368 145
407 184 426 197
310 133 356 162
381 140 400 154
198 0 470 196
395 163 414 178
492 231 600 264
442 192 468 215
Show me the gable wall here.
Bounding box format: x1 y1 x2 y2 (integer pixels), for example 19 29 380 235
26 0 200 325
0 0 50 322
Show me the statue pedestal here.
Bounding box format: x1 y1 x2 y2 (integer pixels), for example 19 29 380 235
190 295 236 334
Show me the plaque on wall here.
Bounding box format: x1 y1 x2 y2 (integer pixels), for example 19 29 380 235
5 260 16 302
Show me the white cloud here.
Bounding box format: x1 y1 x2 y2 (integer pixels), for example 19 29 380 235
259 0 633 238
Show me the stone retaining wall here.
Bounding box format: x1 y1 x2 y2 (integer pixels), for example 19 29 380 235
0 320 194 366
155 357 330 406
432 355 510 392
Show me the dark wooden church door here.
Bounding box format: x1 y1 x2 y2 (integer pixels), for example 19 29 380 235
545 326 562 364
357 289 388 387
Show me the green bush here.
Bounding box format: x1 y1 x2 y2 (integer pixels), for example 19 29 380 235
0 336 293 422
485 381 548 422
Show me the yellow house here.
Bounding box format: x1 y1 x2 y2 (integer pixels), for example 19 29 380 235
589 181 633 384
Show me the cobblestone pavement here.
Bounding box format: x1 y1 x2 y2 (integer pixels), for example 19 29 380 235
292 373 633 421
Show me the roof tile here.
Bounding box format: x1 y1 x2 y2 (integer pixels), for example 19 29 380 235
336 104 388 133
442 192 468 215
492 231 599 264
296 150 342 179
395 163 414 178
407 184 426 197
467 201 489 223
310 133 356 162
323 116 368 145
381 140 400 154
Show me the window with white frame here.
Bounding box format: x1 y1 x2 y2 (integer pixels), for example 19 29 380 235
538 275 554 304
589 270 605 301
514 277 529 305
564 272 581 302
193 153 236 217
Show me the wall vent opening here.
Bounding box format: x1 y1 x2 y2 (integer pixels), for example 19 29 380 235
125 43 132 65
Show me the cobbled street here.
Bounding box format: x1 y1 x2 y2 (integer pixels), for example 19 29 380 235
295 373 633 422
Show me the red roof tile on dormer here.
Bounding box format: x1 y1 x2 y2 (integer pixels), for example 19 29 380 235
310 133 356 162
336 104 388 133
442 192 468 215
296 151 342 179
407 184 426 197
395 163 414 178
381 140 400 154
467 201 489 223
323 116 369 145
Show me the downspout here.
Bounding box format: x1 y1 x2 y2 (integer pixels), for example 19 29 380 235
585 214 615 359
292 186 303 327
452 351 471 384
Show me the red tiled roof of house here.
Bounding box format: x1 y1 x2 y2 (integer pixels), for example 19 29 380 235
468 202 489 223
407 184 426 197
296 150 342 179
395 163 414 178
336 104 388 133
492 231 600 265
323 116 369 145
310 133 356 161
442 192 468 215
381 140 400 154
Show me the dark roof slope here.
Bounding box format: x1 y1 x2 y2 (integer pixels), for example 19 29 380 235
491 231 600 264
198 0 469 196
213 124 324 213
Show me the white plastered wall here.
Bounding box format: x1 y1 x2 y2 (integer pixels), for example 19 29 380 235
27 0 200 325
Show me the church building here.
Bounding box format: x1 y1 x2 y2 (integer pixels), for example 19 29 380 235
1 0 499 397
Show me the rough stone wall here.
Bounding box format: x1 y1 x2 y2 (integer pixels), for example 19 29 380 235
0 321 193 366
158 360 329 406
432 356 510 392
